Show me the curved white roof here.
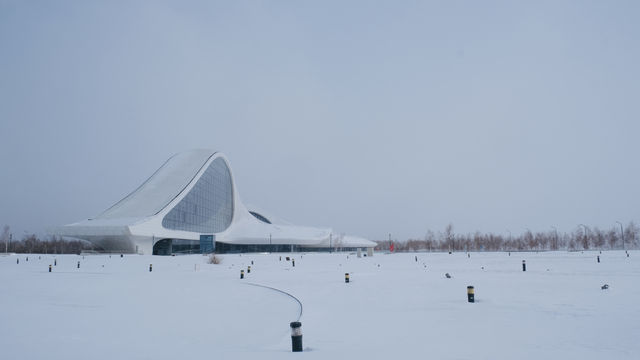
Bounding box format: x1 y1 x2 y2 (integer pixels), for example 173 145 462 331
96 149 216 219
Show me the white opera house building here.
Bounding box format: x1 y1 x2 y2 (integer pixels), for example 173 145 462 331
53 149 376 255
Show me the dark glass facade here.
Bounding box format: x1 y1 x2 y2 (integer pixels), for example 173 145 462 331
162 157 234 233
249 211 272 224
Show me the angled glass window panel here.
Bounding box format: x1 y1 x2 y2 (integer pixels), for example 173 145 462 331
249 211 272 224
162 157 234 233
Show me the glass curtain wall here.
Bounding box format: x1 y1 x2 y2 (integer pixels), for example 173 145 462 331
162 157 234 233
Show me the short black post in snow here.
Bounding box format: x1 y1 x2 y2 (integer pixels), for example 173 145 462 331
522 260 526 272
247 266 251 273
292 259 295 267
597 255 600 263
149 264 153 272
290 321 303 352
345 273 350 283
120 254 123 258
54 259 57 266
49 264 52 273
467 286 475 303
468 253 470 258
240 270 244 279
77 261 80 269
251 260 254 265
415 256 417 262
17 258 19 264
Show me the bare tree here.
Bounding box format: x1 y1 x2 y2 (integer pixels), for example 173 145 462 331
1 225 9 253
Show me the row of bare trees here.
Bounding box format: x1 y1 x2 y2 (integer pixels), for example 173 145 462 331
1 225 94 254
376 222 639 252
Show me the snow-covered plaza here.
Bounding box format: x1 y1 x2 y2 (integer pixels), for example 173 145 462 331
1 250 638 359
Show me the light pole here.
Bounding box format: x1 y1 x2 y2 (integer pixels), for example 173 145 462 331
616 221 625 251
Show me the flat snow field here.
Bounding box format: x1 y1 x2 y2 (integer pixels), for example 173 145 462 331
1 251 638 359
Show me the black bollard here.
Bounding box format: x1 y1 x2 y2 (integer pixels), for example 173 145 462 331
508 252 511 256
26 256 28 261
120 254 123 258
17 258 19 264
247 266 251 273
49 265 52 272
345 273 350 283
290 322 303 352
77 261 80 269
292 259 295 267
251 260 254 265
467 286 475 303
468 253 470 258
149 264 152 272
415 256 417 262
240 270 244 279
597 256 600 263
54 259 57 266
522 260 526 272
279 256 282 261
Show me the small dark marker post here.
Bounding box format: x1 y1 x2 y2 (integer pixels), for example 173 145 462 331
415 256 417 262
240 270 244 279
292 259 295 267
467 286 475 303
77 261 80 269
149 264 153 272
522 260 526 272
17 258 19 264
247 266 251 273
290 321 303 352
54 259 57 266
251 260 254 265
597 256 600 263
120 254 123 258
49 265 52 273
345 273 350 283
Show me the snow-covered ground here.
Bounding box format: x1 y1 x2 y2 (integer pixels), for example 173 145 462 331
1 251 638 359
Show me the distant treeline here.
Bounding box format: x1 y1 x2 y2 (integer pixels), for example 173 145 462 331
376 223 639 252
1 226 94 254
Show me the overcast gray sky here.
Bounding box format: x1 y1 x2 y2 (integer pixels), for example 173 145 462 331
1 1 638 242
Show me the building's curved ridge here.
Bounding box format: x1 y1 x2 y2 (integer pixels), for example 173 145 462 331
96 149 216 220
